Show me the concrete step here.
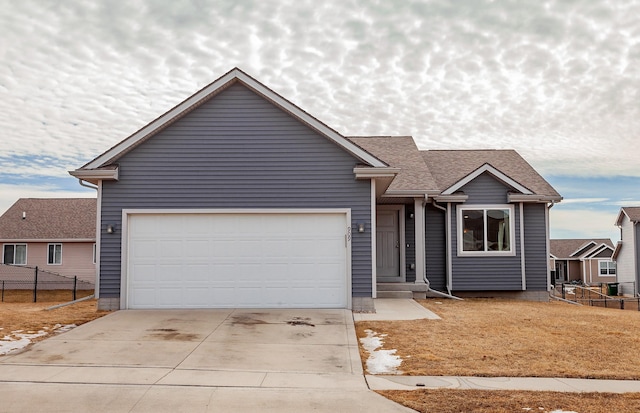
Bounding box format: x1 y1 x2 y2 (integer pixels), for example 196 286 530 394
376 290 414 299
377 283 429 292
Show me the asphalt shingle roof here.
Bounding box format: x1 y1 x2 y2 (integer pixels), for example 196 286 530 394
421 150 562 198
550 238 614 259
345 138 560 199
347 136 438 192
0 198 96 240
622 207 640 222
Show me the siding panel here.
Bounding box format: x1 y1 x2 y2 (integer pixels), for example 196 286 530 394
523 203 548 291
100 83 371 299
425 204 446 291
451 174 522 290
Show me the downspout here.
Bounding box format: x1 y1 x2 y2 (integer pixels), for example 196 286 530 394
546 201 555 291
78 179 98 191
422 196 429 286
78 179 100 299
430 200 462 300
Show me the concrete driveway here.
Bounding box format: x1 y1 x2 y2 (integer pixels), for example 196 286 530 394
0 309 412 412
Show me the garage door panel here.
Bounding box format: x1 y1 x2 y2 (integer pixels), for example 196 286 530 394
127 212 349 309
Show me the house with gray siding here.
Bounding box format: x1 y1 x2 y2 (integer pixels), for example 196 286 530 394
613 207 640 296
70 68 562 311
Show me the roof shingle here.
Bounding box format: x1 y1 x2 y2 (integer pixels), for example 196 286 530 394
421 150 561 198
622 207 640 222
347 136 439 193
550 238 614 259
0 198 96 241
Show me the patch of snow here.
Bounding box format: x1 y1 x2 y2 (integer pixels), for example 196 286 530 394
53 324 77 333
0 330 48 356
0 324 78 356
359 329 403 374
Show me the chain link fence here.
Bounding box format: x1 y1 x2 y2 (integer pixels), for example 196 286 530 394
0 263 94 302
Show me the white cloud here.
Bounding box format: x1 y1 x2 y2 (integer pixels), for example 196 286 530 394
550 208 619 242
561 198 610 204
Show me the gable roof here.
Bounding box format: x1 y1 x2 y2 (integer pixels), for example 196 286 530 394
550 238 614 259
347 136 439 195
0 198 96 241
616 207 640 225
421 150 562 201
71 67 386 183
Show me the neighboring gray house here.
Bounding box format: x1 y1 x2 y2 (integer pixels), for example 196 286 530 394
613 207 640 296
70 68 562 311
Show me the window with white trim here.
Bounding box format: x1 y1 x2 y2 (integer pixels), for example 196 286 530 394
599 260 616 276
48 243 62 265
3 244 27 265
458 205 515 255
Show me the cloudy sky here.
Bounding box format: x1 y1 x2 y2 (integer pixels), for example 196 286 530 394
1 0 639 242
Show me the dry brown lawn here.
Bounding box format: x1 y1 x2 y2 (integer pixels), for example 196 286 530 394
356 298 640 379
378 389 640 413
0 290 107 347
357 298 640 412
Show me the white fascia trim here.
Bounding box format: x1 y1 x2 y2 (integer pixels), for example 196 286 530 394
443 164 534 195
353 167 400 178
615 209 631 226
434 194 469 203
383 190 433 197
69 168 118 182
584 243 614 259
508 194 562 203
85 68 386 170
569 241 597 258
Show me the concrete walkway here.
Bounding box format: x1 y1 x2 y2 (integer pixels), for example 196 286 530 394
366 375 640 393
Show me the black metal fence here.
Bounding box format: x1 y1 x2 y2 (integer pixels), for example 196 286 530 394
0 263 94 302
557 282 640 311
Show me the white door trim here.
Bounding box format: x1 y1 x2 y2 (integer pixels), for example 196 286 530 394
376 205 406 283
120 208 352 309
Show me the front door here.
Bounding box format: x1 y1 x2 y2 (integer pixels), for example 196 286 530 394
555 261 566 283
377 208 401 282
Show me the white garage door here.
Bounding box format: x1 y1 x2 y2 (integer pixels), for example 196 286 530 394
125 212 349 309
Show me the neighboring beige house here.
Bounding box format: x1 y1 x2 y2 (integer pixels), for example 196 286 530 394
0 198 97 284
613 207 640 296
550 238 615 285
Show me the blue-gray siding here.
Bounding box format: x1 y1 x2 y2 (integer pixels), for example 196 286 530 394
425 203 446 291
523 203 548 291
99 83 372 298
450 173 523 290
404 204 416 282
